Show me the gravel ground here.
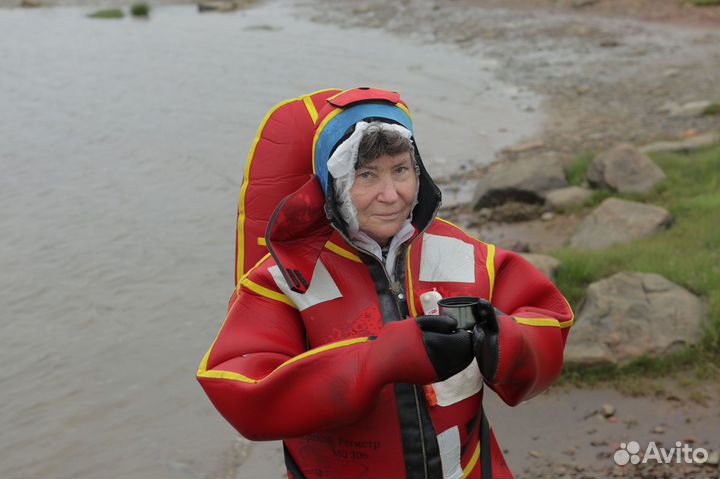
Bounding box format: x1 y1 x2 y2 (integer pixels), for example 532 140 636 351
483 378 720 479
297 0 720 164
443 0 720 28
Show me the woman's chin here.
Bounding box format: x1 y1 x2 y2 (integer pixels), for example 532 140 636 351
364 225 403 246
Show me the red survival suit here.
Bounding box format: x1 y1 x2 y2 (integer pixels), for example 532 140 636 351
197 88 574 478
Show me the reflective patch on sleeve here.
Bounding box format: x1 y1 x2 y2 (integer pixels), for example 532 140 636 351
268 259 342 311
438 426 464 479
419 234 475 283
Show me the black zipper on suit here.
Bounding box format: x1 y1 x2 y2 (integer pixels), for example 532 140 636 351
361 247 442 479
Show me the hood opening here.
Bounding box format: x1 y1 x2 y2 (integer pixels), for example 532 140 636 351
324 132 441 241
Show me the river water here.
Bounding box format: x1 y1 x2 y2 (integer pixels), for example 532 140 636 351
0 1 541 477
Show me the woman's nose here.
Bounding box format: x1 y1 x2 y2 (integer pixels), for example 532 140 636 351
376 176 400 202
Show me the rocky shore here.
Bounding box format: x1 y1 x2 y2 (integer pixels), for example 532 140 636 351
300 0 720 158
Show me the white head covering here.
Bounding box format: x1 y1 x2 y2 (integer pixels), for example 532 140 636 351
326 121 420 278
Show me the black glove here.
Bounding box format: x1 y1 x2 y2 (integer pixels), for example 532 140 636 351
472 299 501 381
416 315 474 382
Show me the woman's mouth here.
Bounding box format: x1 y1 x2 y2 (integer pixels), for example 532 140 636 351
374 211 401 220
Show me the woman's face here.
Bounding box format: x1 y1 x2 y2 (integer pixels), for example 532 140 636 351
350 151 417 246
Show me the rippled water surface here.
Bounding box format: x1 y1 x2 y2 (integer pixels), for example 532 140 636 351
0 2 540 477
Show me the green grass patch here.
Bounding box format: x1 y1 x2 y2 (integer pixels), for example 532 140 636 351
87 8 124 18
553 144 720 383
688 0 720 5
703 103 720 115
130 2 151 16
560 347 713 385
559 346 720 395
564 151 594 186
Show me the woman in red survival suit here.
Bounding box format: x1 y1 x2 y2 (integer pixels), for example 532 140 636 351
197 88 574 479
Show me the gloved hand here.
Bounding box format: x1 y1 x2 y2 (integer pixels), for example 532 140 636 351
416 315 474 382
472 300 501 381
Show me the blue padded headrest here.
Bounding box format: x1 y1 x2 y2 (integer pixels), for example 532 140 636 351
314 102 413 195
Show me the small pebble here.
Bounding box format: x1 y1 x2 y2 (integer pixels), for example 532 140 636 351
601 403 615 418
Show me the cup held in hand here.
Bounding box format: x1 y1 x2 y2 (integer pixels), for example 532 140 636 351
437 296 494 330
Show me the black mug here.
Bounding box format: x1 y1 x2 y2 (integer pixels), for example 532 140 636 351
437 296 495 330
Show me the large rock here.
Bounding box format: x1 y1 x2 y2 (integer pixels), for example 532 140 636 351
660 100 713 118
587 144 666 193
197 0 238 12
473 156 567 208
570 198 672 250
519 253 561 281
544 186 592 210
439 179 479 210
640 131 720 154
565 272 704 366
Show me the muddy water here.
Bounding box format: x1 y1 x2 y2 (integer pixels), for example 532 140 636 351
0 1 541 478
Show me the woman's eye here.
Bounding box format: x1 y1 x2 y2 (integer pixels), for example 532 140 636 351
394 166 409 174
357 171 374 180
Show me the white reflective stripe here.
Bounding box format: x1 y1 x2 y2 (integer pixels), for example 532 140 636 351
431 362 484 407
419 234 475 283
438 426 464 479
268 260 342 312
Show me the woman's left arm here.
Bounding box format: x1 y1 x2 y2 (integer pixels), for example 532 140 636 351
479 247 574 406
